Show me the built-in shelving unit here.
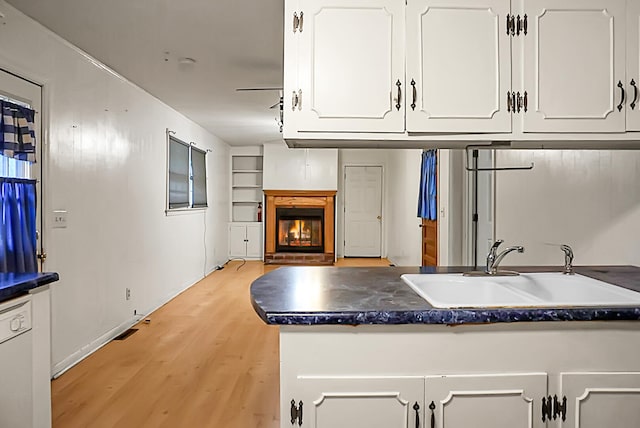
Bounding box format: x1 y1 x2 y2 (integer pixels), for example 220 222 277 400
231 152 263 222
229 146 263 259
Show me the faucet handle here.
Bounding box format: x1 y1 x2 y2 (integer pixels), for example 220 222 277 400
490 239 504 252
560 244 574 274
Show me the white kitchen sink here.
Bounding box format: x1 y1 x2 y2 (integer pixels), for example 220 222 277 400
400 272 640 309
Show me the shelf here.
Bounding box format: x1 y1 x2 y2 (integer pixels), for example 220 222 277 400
232 185 262 188
232 169 263 173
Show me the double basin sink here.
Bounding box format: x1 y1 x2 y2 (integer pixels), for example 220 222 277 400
401 272 640 309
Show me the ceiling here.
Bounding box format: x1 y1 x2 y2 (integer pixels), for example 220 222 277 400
7 0 285 146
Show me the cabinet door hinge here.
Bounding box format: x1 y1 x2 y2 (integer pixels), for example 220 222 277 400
506 14 515 36
517 14 528 36
293 11 304 33
507 14 527 37
507 91 527 113
290 400 303 426
542 395 567 422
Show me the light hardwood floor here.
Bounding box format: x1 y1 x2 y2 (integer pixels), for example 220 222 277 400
52 258 391 428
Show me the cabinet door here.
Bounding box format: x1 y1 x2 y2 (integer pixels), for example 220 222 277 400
290 377 424 428
425 373 547 428
522 0 626 133
245 224 263 258
290 0 405 133
229 224 247 257
628 0 640 131
561 372 640 428
406 0 512 133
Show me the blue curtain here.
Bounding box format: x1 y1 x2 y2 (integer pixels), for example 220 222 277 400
417 149 437 221
0 178 37 273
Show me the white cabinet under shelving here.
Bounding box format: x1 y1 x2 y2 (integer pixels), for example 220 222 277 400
229 223 262 259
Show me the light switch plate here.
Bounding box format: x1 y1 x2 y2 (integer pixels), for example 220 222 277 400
52 210 67 228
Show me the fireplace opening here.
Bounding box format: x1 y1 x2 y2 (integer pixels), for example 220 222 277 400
276 207 324 253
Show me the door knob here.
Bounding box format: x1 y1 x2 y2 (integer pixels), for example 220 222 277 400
377 216 381 220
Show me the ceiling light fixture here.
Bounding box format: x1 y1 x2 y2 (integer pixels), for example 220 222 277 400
178 57 197 65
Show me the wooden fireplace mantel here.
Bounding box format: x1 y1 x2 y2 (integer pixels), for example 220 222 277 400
264 190 337 265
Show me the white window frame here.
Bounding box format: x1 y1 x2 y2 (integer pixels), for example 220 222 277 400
165 130 208 213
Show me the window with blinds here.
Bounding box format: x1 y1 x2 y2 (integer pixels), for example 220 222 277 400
167 135 208 210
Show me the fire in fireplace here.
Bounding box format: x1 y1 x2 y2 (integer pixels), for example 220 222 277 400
276 208 324 253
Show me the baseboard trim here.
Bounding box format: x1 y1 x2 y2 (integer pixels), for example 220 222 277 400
52 316 141 378
52 274 209 379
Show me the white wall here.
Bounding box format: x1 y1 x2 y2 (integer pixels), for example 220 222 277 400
263 141 338 190
0 2 230 374
495 150 640 266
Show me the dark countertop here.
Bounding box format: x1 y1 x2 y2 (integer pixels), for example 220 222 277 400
0 272 59 303
250 265 640 325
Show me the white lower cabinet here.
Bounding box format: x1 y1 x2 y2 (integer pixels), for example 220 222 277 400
291 377 423 428
286 372 640 428
229 223 262 259
560 372 640 428
426 373 547 428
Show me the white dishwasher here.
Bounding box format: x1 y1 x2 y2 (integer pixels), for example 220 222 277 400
0 295 33 428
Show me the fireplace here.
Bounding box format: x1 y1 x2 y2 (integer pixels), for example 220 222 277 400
276 208 324 253
264 190 336 265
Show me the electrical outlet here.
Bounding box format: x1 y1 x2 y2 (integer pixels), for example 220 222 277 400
126 288 131 300
52 210 68 228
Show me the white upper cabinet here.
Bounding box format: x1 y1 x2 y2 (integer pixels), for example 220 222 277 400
521 0 627 133
627 0 640 131
287 0 405 133
406 0 512 133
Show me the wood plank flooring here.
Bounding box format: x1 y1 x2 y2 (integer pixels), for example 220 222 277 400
52 258 391 428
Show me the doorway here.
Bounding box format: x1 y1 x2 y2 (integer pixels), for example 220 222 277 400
0 68 44 271
344 166 382 257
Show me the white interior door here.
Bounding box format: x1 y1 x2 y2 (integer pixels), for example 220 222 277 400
0 69 43 271
522 0 626 133
406 0 512 133
344 166 382 257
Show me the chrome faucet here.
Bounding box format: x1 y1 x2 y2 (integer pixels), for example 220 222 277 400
485 239 524 275
560 244 574 275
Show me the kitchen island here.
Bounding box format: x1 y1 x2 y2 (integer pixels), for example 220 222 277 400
251 266 640 428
